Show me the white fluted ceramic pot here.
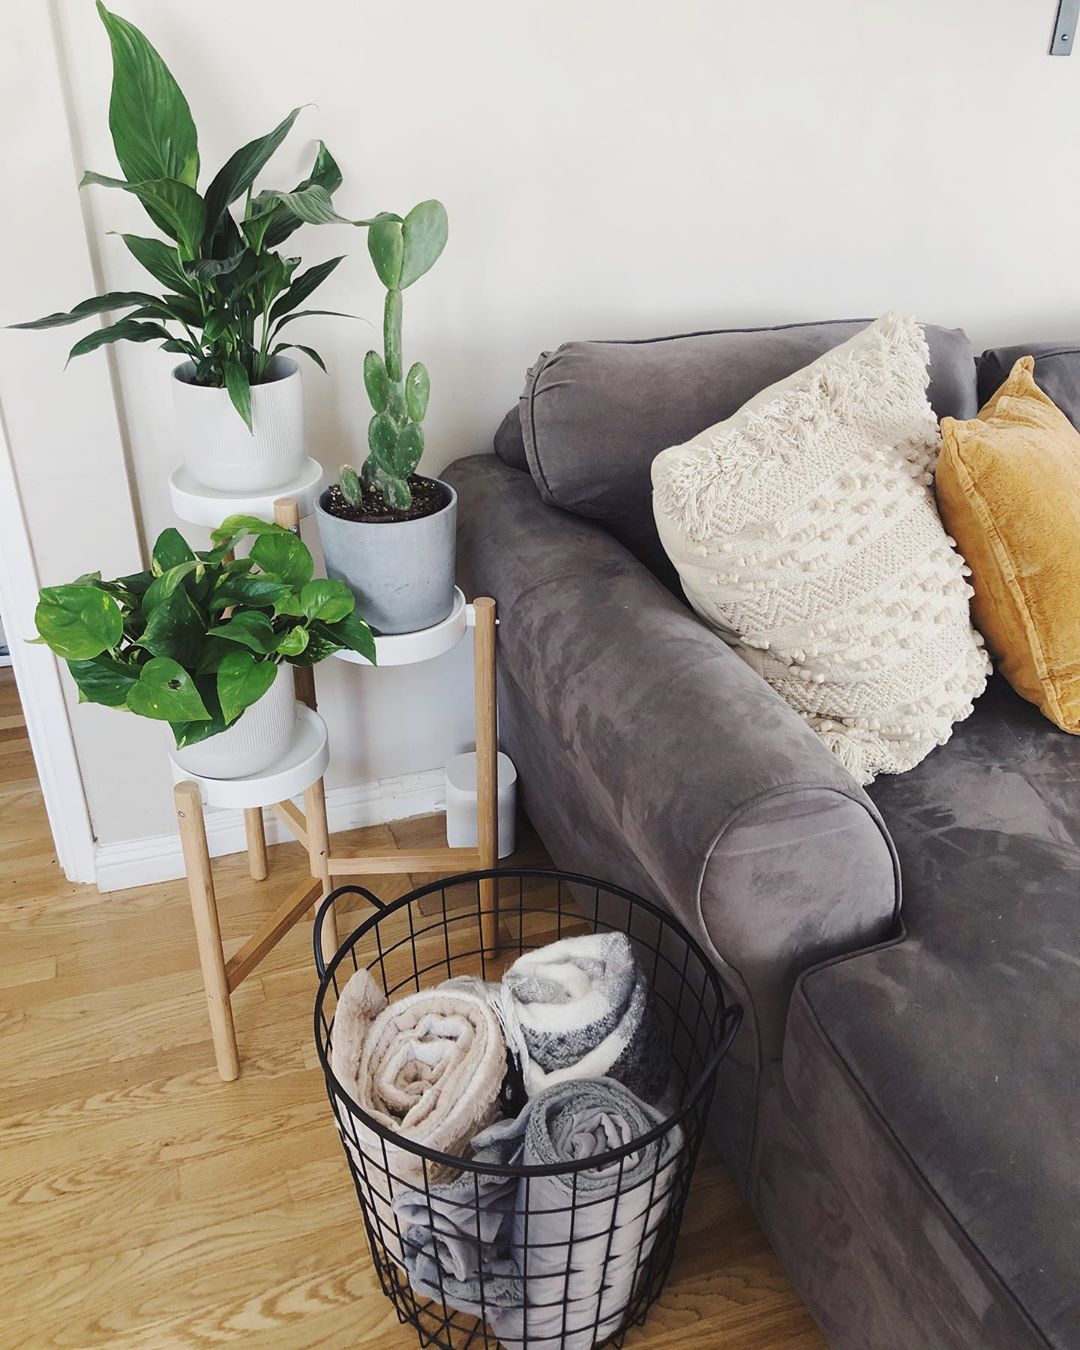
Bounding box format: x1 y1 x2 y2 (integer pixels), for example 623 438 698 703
171 665 296 779
172 356 306 493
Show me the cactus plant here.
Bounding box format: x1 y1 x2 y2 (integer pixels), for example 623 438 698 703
337 200 448 513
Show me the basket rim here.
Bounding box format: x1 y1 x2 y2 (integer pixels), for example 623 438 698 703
312 867 741 1178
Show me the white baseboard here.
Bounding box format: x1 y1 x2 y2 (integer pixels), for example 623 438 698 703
93 768 445 893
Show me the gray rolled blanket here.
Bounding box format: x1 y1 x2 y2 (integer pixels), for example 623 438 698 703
394 1076 685 1350
500 931 669 1105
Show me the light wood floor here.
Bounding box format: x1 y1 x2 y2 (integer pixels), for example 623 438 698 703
0 668 826 1349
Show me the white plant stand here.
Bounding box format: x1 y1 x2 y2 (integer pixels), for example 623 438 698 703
168 492 499 1081
168 456 323 528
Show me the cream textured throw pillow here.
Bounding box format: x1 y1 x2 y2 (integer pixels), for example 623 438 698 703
651 313 991 784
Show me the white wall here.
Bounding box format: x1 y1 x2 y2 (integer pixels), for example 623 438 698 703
3 0 1080 863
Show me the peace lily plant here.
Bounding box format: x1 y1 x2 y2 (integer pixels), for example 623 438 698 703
12 3 385 493
33 519 375 777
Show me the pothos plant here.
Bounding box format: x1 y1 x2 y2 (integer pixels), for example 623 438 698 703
12 3 385 427
337 200 449 512
32 519 376 749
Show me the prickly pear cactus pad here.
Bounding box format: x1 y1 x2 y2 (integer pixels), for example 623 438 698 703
334 200 447 516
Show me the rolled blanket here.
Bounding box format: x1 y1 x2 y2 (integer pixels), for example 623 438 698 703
501 932 669 1105
329 967 507 1262
394 1157 523 1319
395 1077 684 1350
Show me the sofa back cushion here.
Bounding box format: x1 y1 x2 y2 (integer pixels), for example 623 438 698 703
493 405 530 471
516 319 978 584
977 342 1080 429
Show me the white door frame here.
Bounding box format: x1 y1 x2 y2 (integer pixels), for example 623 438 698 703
0 407 97 883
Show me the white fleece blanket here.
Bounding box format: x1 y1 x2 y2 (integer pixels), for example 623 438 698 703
500 932 669 1105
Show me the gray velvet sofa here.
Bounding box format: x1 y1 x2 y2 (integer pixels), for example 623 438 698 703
443 322 1080 1350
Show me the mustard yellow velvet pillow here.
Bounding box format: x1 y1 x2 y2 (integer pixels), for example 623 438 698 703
938 356 1080 734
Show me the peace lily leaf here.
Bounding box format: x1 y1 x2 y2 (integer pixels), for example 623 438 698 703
127 657 209 721
138 587 203 665
216 649 277 724
271 342 327 373
268 255 343 323
261 141 345 249
207 609 278 654
223 358 252 431
68 318 173 362
203 107 305 232
270 308 358 335
298 579 354 623
276 626 309 657
152 527 196 575
95 2 199 187
10 291 160 330
35 585 123 661
67 656 139 708
185 253 244 285
250 529 313 588
256 184 386 229
118 234 194 294
80 172 206 260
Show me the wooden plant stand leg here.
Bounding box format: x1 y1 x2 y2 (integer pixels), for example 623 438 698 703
305 776 337 966
175 781 239 1082
473 597 499 952
243 808 268 881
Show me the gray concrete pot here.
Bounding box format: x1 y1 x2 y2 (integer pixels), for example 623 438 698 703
315 479 457 635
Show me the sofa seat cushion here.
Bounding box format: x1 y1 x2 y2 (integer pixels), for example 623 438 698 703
785 677 1080 1349
518 318 977 585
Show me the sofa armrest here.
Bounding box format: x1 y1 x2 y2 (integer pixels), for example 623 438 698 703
444 454 900 1058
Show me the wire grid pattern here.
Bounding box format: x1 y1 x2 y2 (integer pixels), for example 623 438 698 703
313 869 741 1350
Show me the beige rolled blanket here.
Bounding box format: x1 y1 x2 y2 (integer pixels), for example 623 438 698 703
329 968 507 1263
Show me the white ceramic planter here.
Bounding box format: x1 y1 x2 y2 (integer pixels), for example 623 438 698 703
171 665 297 779
172 356 306 493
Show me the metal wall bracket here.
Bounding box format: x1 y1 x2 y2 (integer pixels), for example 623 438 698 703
1051 0 1079 54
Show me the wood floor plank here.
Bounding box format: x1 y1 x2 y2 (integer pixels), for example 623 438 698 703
0 669 826 1348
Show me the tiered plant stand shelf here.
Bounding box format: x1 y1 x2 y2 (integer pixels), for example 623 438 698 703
167 457 324 527
169 490 499 1080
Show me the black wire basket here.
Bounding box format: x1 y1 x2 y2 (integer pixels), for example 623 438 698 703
313 868 742 1350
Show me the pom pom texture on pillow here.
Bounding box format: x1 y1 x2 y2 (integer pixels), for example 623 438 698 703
651 314 991 785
